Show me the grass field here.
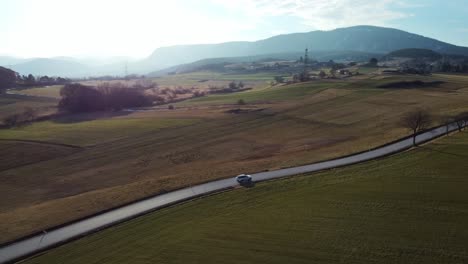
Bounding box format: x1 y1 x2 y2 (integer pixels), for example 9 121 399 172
0 141 80 171
8 85 64 99
1 72 468 244
0 94 58 123
0 115 199 146
23 131 468 264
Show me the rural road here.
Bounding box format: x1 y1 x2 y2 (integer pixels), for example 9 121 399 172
0 122 464 263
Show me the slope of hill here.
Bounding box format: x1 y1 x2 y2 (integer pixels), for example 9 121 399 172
140 25 468 71
384 48 443 60
148 50 381 76
9 58 91 77
0 56 31 66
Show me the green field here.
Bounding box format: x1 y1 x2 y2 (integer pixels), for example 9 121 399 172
24 131 468 264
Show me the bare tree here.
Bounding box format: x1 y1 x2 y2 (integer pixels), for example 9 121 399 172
455 112 468 131
441 115 454 136
401 110 432 146
23 107 36 122
3 114 20 127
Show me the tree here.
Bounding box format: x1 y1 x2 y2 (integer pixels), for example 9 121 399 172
401 110 432 146
3 114 20 127
441 115 454 136
238 81 245 89
329 68 337 78
318 71 327 78
59 84 106 113
237 99 246 105
25 74 36 86
369 58 378 67
23 107 36 122
455 112 468 131
228 81 238 90
274 76 284 84
0 66 17 93
168 105 175 110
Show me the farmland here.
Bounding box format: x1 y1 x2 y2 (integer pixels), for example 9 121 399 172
0 94 57 123
23 130 468 264
8 85 64 99
1 72 468 244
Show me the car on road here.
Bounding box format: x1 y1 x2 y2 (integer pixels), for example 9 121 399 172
236 174 252 184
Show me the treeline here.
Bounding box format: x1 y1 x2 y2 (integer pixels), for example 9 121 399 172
0 66 71 93
76 74 147 82
208 81 250 94
59 83 153 113
435 60 468 73
17 74 71 87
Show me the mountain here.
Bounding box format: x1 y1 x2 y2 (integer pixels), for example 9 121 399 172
0 56 32 67
9 58 91 77
3 25 468 77
141 25 468 72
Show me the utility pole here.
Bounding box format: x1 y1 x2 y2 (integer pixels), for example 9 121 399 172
124 61 128 80
304 48 309 66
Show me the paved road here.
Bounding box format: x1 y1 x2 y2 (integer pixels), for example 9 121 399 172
0 122 463 263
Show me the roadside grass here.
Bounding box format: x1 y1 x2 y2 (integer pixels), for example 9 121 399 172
8 85 63 99
24 131 468 264
1 72 468 243
0 117 199 146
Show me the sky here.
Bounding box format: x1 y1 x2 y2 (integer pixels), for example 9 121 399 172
0 0 467 58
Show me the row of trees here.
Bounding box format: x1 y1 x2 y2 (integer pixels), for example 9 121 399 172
18 74 71 87
0 66 71 93
401 110 468 146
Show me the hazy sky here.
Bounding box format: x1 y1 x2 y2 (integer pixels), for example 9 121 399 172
1 0 467 58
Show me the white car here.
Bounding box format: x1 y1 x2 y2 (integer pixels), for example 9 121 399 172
236 174 252 184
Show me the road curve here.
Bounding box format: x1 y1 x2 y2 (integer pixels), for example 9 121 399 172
0 122 464 263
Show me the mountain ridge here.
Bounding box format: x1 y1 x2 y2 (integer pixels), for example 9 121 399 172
2 26 468 77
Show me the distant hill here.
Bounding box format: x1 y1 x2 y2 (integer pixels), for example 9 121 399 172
148 50 381 77
384 49 443 60
140 25 468 71
0 56 31 67
9 58 91 77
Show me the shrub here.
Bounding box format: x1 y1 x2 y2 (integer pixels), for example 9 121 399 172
3 114 21 127
193 91 205 97
59 83 153 113
274 76 284 84
59 84 105 113
237 99 246 105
